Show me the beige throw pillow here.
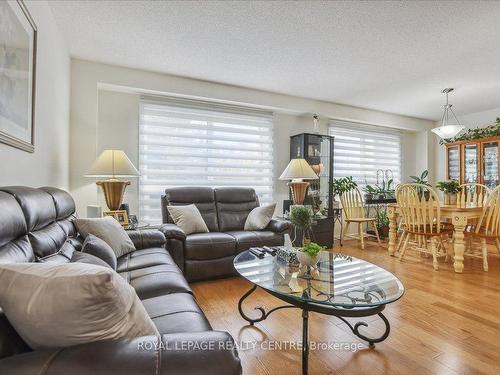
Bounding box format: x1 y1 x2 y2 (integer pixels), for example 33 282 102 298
244 203 277 230
0 262 158 350
167 204 209 235
75 216 135 258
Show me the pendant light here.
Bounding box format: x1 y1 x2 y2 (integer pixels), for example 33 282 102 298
431 88 464 139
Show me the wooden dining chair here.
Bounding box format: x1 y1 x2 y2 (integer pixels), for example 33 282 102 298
396 183 453 270
340 187 381 249
464 185 500 271
458 183 491 207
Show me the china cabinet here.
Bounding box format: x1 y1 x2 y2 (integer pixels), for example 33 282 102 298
289 133 334 215
445 137 500 189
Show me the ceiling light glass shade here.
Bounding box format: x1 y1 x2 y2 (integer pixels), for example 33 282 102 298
431 124 465 139
279 158 319 181
85 150 139 178
431 88 465 140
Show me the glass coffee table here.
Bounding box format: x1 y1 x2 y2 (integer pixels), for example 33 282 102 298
234 249 405 375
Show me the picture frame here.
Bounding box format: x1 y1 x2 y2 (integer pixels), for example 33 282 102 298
0 0 37 152
103 209 129 227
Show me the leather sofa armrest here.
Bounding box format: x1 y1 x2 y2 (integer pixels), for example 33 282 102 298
158 224 186 242
266 218 292 234
0 332 242 375
128 230 166 250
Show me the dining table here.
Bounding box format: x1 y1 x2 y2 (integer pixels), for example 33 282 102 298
387 203 484 273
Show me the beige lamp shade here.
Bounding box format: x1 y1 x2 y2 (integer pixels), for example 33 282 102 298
279 159 319 181
279 159 318 205
86 150 139 178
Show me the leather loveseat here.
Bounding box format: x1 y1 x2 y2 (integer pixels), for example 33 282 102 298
0 186 241 375
160 187 291 282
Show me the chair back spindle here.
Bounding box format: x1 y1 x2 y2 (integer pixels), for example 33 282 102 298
396 184 441 234
476 185 500 236
340 188 365 220
458 183 491 207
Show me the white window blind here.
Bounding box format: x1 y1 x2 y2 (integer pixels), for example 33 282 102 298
328 121 402 190
139 99 274 224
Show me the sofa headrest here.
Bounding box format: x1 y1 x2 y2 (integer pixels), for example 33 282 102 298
214 187 258 204
0 187 56 232
40 187 76 220
164 187 215 204
0 192 28 248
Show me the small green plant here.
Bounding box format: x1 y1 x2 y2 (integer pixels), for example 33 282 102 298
289 206 313 230
375 210 389 229
436 179 461 194
300 242 325 257
333 176 358 196
409 170 430 186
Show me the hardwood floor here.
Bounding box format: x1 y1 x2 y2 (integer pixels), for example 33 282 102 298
191 239 500 375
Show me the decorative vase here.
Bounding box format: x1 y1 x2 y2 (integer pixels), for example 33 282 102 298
296 251 320 268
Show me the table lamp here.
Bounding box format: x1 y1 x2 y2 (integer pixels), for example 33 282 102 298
279 158 319 205
85 150 139 211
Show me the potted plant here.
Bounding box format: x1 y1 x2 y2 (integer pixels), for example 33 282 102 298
409 170 431 200
333 177 358 206
436 179 460 205
296 242 325 268
375 210 390 238
289 205 314 245
363 184 376 201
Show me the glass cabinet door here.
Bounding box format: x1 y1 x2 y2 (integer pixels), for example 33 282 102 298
447 146 460 181
482 141 499 189
463 143 479 183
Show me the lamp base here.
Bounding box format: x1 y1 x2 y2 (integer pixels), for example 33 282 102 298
96 179 130 211
288 181 310 205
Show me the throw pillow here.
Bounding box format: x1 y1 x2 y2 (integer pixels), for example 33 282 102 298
244 203 277 230
81 234 117 269
75 217 135 258
0 262 158 350
167 204 209 235
70 251 111 269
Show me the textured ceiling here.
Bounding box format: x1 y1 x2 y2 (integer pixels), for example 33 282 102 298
49 0 500 121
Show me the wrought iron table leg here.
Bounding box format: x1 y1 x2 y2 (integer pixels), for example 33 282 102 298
238 285 298 325
336 312 390 347
302 309 309 375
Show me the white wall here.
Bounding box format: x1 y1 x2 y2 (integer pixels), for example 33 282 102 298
0 1 70 188
71 59 435 217
435 107 500 182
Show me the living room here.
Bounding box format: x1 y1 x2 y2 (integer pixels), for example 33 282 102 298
0 1 499 374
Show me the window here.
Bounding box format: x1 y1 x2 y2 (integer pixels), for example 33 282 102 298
139 99 274 224
328 121 402 191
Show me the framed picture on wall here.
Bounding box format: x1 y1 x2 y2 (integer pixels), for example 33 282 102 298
0 0 37 153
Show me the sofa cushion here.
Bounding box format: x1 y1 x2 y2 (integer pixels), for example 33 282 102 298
185 256 237 282
75 217 136 258
142 293 211 334
214 187 259 232
167 204 209 235
117 247 176 272
184 233 236 261
0 263 158 350
120 264 191 299
244 203 276 230
163 187 219 232
70 251 111 268
227 231 283 253
82 234 117 270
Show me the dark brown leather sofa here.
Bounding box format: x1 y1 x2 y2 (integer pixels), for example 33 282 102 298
160 187 291 282
0 186 241 375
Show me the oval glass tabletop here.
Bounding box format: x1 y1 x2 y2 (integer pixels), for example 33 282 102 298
234 250 405 308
